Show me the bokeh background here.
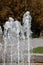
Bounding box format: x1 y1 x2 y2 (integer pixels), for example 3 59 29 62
0 0 43 37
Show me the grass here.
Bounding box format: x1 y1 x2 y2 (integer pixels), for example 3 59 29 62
30 47 43 53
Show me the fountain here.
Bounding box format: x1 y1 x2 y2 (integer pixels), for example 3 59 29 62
13 20 21 65
23 11 32 65
3 17 15 65
3 11 32 65
0 26 2 35
3 17 22 65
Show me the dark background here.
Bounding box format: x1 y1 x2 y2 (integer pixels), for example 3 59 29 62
0 0 43 37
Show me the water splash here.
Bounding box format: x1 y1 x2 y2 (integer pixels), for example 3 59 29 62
23 11 32 65
3 11 32 65
3 37 7 65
